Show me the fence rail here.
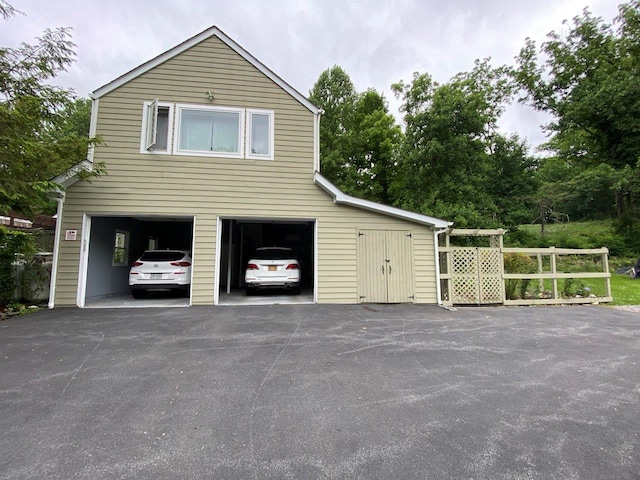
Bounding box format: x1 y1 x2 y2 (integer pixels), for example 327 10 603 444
440 246 612 306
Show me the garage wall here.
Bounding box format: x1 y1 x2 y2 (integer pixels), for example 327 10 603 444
86 217 139 301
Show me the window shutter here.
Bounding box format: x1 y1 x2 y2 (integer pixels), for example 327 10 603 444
145 99 159 150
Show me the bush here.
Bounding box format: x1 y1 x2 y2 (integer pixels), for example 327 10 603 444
19 254 52 302
555 232 590 249
0 226 36 307
561 277 588 297
504 228 539 248
504 253 538 299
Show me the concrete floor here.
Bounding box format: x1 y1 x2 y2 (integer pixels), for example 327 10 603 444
217 288 314 306
85 292 189 308
85 289 314 308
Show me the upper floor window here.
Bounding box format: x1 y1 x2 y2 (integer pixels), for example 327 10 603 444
177 105 243 157
140 100 273 160
247 109 274 159
141 100 174 153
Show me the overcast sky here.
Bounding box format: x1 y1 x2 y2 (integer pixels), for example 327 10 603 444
1 0 621 152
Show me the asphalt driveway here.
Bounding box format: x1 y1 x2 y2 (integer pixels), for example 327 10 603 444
1 304 639 479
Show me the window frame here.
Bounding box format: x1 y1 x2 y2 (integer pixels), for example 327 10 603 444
148 236 159 250
140 100 174 154
112 230 130 266
140 101 275 160
246 109 274 160
173 104 245 158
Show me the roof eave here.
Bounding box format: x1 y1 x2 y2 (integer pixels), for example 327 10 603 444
314 172 452 229
50 160 93 191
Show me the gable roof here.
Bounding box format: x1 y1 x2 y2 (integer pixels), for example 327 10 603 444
314 172 452 229
90 26 320 114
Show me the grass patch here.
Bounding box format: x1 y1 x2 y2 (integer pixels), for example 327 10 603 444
518 220 613 240
608 273 640 306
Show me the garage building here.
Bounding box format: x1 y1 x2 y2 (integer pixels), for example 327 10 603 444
50 26 450 308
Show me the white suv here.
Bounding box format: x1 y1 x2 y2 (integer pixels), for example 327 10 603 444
244 247 301 295
129 250 192 298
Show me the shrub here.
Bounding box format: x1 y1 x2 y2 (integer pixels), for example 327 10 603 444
504 253 538 299
561 277 587 297
555 233 590 250
504 228 539 248
19 254 52 302
0 226 36 307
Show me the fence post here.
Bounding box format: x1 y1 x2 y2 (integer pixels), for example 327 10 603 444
550 247 558 300
537 253 544 292
445 234 453 303
602 248 611 299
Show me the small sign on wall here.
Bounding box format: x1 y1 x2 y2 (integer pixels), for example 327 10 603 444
65 229 77 241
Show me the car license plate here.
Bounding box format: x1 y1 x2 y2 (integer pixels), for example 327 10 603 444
268 266 277 271
150 273 162 279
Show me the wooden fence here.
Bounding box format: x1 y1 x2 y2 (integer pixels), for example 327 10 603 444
440 246 612 306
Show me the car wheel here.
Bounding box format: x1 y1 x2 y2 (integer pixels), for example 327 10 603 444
132 290 147 299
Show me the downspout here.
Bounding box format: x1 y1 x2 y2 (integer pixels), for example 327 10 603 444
433 227 449 306
48 190 65 309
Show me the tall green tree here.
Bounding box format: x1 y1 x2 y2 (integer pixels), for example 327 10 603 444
309 66 402 204
309 65 357 188
391 62 535 228
0 1 102 215
348 90 402 204
514 1 640 223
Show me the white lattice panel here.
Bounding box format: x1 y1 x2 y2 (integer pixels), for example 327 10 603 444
451 248 479 304
450 248 503 304
478 248 503 303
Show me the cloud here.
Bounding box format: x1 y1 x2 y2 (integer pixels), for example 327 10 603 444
0 0 621 151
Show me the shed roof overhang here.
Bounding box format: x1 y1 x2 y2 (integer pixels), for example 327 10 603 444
314 172 452 229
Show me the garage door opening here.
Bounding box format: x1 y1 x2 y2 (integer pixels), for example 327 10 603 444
217 218 315 305
82 215 194 308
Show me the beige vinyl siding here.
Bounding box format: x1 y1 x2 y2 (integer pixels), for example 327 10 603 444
53 34 439 306
53 210 84 306
315 206 436 304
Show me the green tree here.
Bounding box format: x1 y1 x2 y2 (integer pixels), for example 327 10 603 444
391 72 493 226
309 66 402 204
391 62 535 228
486 135 539 227
309 65 357 188
0 1 102 215
513 1 640 224
57 97 92 139
348 90 402 204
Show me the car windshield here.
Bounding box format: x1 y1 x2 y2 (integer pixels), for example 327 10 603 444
252 248 295 260
139 251 186 262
